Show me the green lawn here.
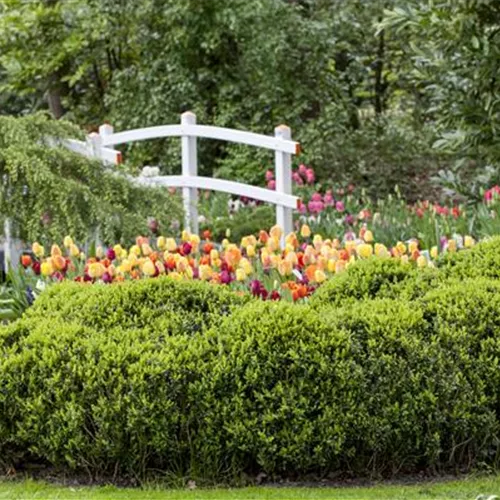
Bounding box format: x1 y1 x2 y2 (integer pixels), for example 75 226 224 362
0 476 498 500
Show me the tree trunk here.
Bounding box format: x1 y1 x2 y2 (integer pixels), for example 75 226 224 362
374 26 385 115
47 84 65 119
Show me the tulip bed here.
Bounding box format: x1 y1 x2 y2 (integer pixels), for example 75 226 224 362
20 224 477 305
0 237 500 483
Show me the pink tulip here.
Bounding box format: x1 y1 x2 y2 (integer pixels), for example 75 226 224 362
292 172 303 185
335 201 345 212
297 200 307 214
267 180 276 190
308 200 324 214
311 192 322 202
305 169 315 184
324 191 334 206
265 170 274 181
298 164 308 176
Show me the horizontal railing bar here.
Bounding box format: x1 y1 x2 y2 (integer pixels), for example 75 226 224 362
102 124 299 154
62 139 121 165
132 175 299 209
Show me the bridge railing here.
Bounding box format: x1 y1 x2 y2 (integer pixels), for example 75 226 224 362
90 111 300 236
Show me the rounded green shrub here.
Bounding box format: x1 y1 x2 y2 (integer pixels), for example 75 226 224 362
309 257 441 307
194 299 496 476
421 278 500 424
26 276 251 334
440 236 500 280
0 278 498 481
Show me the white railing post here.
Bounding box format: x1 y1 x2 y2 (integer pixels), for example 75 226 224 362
181 111 198 234
99 123 114 147
87 132 103 160
3 218 12 273
87 132 104 248
275 124 293 243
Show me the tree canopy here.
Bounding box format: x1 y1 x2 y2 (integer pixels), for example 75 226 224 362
0 0 499 200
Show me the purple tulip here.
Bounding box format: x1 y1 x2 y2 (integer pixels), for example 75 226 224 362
102 272 112 284
250 280 262 296
220 270 232 285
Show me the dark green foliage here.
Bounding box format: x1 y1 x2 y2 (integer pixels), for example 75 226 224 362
440 236 500 280
0 113 183 244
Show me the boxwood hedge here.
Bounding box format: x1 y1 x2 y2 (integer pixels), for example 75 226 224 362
0 270 499 481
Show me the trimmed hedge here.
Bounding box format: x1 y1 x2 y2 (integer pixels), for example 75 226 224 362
440 236 500 280
309 257 441 307
0 276 499 480
26 276 251 334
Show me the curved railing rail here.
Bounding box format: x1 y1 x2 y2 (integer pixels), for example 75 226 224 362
68 111 300 238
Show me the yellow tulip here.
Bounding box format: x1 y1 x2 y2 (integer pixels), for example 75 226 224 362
69 244 80 258
241 236 250 248
63 236 73 248
210 249 220 263
269 254 280 268
96 246 104 259
285 251 298 266
199 264 213 281
400 255 409 265
417 255 427 268
184 266 194 279
327 258 337 273
166 238 177 252
120 260 132 273
285 232 298 249
314 269 327 283
181 230 191 242
363 230 374 243
51 244 62 258
141 243 153 256
270 225 283 241
141 259 156 276
374 243 389 258
32 242 44 258
430 246 439 260
130 245 141 256
240 258 253 275
236 268 247 281
157 236 167 250
356 244 373 259
408 240 419 254
266 237 280 252
464 236 475 248
246 244 256 258
88 262 105 279
313 234 323 248
300 224 311 238
396 242 407 255
447 239 457 253
278 259 293 276
41 260 54 276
